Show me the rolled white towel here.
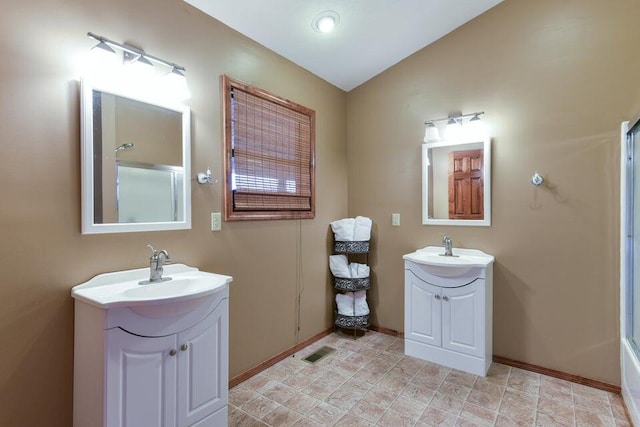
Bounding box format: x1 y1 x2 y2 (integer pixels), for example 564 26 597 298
330 218 355 241
329 255 351 278
349 263 370 279
336 293 354 316
353 216 372 241
354 290 370 316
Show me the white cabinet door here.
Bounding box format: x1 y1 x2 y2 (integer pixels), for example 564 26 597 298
442 280 484 358
106 328 177 427
177 300 228 427
405 272 441 347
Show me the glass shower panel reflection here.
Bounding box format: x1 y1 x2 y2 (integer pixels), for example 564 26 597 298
117 165 182 223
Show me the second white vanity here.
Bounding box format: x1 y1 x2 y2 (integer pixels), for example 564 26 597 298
404 246 494 376
72 264 232 427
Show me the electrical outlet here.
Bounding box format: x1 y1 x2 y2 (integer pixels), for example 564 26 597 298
211 212 222 231
392 213 400 226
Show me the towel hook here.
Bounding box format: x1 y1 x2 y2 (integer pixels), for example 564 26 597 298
197 168 217 184
531 171 544 187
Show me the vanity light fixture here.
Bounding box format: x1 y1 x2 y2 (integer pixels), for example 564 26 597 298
126 53 153 67
124 51 155 81
312 10 340 33
166 66 191 101
86 32 190 100
91 39 116 56
424 122 441 142
86 37 119 74
445 116 464 142
423 111 485 143
469 113 482 123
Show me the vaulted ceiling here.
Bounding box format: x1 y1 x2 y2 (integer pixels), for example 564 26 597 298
183 0 504 91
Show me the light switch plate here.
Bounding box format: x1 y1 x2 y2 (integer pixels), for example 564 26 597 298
392 213 400 226
211 213 222 231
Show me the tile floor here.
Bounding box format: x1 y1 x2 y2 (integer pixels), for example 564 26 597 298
228 331 631 426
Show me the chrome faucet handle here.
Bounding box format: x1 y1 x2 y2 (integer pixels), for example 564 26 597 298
147 244 158 258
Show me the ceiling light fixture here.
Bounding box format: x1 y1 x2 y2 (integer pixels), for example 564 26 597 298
312 10 340 33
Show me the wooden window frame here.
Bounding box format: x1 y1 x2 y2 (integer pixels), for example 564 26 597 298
222 75 316 221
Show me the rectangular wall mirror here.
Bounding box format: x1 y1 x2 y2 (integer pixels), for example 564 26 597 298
80 79 191 234
422 136 491 226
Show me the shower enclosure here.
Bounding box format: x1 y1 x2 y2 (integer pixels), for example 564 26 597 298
621 115 640 424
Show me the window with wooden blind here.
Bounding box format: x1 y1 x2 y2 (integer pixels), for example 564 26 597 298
222 75 316 220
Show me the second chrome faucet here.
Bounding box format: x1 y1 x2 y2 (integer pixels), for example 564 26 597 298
441 235 454 257
139 244 172 285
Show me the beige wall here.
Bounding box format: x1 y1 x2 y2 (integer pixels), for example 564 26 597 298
0 0 347 425
347 0 640 386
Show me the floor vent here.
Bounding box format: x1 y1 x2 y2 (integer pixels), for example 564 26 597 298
302 346 336 364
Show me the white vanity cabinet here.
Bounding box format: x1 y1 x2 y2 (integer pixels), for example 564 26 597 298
403 247 494 376
72 264 232 427
105 300 228 427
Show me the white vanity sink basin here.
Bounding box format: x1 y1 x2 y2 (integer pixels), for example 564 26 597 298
403 246 494 278
71 264 232 314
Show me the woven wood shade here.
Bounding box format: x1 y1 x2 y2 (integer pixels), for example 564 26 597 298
230 85 313 214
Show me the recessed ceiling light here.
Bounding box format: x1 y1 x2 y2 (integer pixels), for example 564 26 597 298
311 10 340 33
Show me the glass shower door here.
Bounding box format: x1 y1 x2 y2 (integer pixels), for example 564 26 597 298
630 122 640 353
622 117 640 425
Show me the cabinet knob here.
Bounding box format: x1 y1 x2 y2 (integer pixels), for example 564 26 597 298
435 294 441 300
181 344 189 352
169 349 177 357
442 296 449 302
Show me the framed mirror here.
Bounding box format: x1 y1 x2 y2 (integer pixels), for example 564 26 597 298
80 79 191 234
422 136 491 226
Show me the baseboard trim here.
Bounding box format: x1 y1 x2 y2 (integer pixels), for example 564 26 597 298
369 324 404 338
369 326 621 394
493 355 621 394
229 328 333 388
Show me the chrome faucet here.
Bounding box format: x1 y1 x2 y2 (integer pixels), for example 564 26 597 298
140 245 172 284
442 235 453 257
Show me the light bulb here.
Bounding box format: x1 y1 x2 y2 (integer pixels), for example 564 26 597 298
445 118 463 142
317 16 335 33
122 55 158 100
465 114 487 140
312 10 340 33
84 41 118 79
165 67 191 101
424 122 440 142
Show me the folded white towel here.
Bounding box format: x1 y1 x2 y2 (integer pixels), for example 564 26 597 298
353 216 372 241
336 293 354 316
336 291 369 316
354 290 370 316
330 218 356 241
329 255 351 278
348 263 370 279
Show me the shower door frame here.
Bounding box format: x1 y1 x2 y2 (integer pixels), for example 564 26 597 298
621 116 640 426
